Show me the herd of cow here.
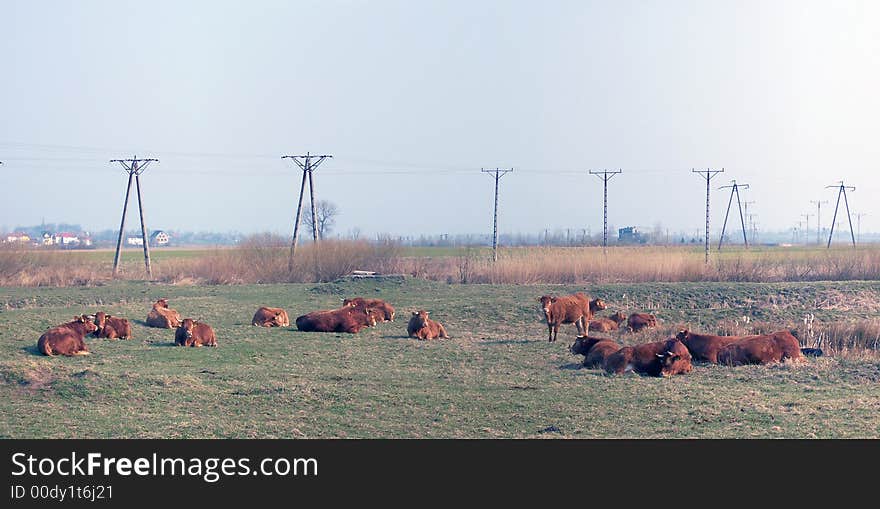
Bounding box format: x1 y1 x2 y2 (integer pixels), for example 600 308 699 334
540 291 823 377
35 296 448 356
35 291 821 378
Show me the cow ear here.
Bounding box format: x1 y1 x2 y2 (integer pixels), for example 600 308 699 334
412 311 418 316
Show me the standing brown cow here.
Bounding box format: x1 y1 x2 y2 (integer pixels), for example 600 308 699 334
569 336 622 368
175 318 218 347
252 307 291 327
38 315 98 356
343 297 395 322
146 298 182 328
539 293 595 342
93 311 133 339
406 310 449 340
604 338 693 377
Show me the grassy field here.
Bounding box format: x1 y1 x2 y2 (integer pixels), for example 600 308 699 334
2 277 880 438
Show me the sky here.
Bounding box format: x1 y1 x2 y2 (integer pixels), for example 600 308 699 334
2 0 879 238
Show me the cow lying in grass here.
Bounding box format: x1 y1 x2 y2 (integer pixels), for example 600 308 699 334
604 338 693 377
93 311 132 340
175 318 217 347
589 311 627 333
295 304 378 334
626 312 658 333
716 330 803 366
146 298 182 328
38 315 98 356
569 336 622 368
406 310 449 340
343 297 395 322
252 307 291 327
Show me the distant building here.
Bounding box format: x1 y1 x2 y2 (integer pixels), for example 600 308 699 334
150 230 170 246
126 236 144 246
4 232 31 243
618 226 645 244
53 232 80 246
41 232 54 246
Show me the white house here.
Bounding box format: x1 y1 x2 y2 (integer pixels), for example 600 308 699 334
53 232 80 246
126 236 144 246
150 230 170 246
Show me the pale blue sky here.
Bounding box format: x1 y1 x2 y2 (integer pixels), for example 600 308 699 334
2 0 878 237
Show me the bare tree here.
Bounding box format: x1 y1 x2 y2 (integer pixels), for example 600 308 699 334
301 200 339 240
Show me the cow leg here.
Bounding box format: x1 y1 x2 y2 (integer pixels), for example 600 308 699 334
548 324 554 342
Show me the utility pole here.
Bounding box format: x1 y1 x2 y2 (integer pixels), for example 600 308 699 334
589 169 622 248
810 200 828 245
693 168 724 263
825 181 856 247
801 213 813 245
481 168 513 262
854 212 867 244
282 153 332 271
742 200 755 243
110 156 158 278
747 214 759 244
717 180 749 250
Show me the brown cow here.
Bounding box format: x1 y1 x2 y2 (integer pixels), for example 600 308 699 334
569 336 622 368
626 312 658 333
252 307 291 327
37 315 98 356
604 338 693 377
343 297 395 322
146 298 182 328
589 311 627 333
295 304 378 333
175 318 218 347
675 329 748 363
406 310 449 340
539 293 594 342
93 311 132 340
716 330 802 366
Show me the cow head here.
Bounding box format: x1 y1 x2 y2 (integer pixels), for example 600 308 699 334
179 318 195 341
610 311 627 324
93 311 108 334
73 315 99 334
538 296 555 318
410 310 430 328
570 336 594 356
383 304 396 322
590 298 608 312
342 297 363 307
155 298 170 309
656 340 692 376
674 329 690 342
271 311 286 327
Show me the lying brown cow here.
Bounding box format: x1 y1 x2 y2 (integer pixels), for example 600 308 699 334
716 331 802 366
146 298 182 328
589 311 627 333
343 297 395 322
252 307 291 327
569 336 622 368
93 311 132 340
295 304 377 333
406 310 449 340
539 293 595 342
604 338 693 377
175 318 218 347
38 315 98 356
675 329 748 363
627 312 658 333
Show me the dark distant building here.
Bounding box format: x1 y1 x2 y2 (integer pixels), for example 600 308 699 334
618 226 644 244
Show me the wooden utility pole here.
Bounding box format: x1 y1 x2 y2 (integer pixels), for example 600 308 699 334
718 180 749 250
111 156 158 278
481 168 513 262
854 212 867 244
825 181 856 247
693 168 724 263
742 200 755 244
282 153 332 271
589 169 622 248
801 213 813 245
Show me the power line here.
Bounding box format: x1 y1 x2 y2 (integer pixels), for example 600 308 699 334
589 169 622 248
481 168 513 262
718 180 750 250
110 156 158 278
810 199 829 246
